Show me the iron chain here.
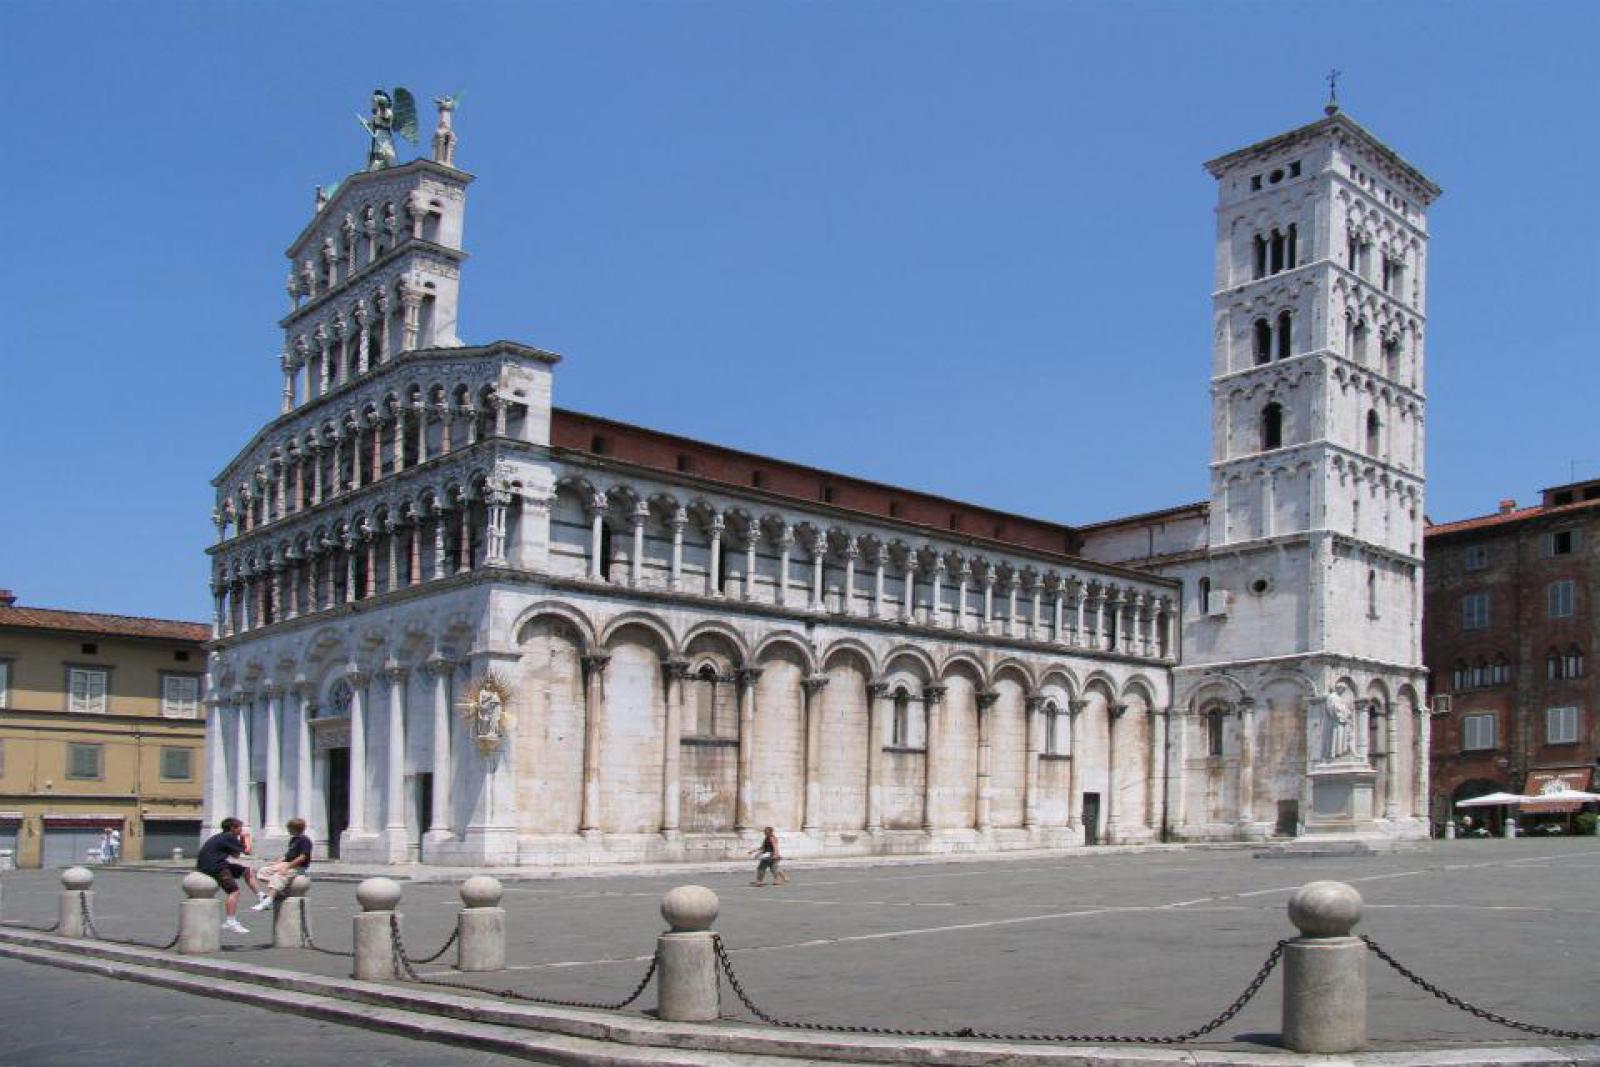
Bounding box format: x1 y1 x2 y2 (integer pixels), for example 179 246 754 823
390 913 658 1011
80 894 180 951
1363 936 1600 1041
713 934 1286 1044
298 907 353 957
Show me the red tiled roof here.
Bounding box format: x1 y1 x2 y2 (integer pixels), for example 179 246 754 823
0 605 209 643
1425 496 1600 539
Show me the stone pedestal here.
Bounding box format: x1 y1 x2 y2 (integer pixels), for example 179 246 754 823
656 885 720 1023
352 878 401 981
1305 762 1377 836
59 868 93 939
272 875 311 947
456 876 505 972
1281 880 1367 1053
179 872 222 954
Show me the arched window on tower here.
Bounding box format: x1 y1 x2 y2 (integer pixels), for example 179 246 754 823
1261 402 1284 450
1253 235 1267 281
1043 700 1062 755
1366 409 1382 456
1269 228 1285 274
1198 576 1213 615
1367 568 1378 618
1276 310 1293 359
597 518 614 581
1347 233 1360 271
1286 223 1298 269
1382 334 1401 379
1352 319 1370 363
1566 645 1585 678
1206 707 1226 756
891 687 911 747
693 664 722 735
1254 319 1272 365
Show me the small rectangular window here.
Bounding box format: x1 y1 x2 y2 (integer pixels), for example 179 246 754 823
1289 161 1302 178
162 675 200 718
1548 580 1575 619
80 643 98 656
174 650 190 662
1549 530 1574 555
589 435 608 455
1461 713 1496 751
675 453 692 473
68 668 109 714
1250 175 1262 191
1461 593 1490 631
1463 545 1490 571
820 485 835 504
67 742 104 780
160 747 193 781
1546 707 1578 745
750 471 764 488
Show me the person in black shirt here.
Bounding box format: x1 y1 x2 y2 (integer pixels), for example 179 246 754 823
250 817 314 912
197 817 253 933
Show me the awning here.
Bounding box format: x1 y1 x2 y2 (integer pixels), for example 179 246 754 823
1521 769 1597 813
40 814 125 829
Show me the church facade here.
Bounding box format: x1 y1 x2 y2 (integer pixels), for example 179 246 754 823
205 99 1437 865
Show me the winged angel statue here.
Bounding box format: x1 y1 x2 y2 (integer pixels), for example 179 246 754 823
357 87 419 171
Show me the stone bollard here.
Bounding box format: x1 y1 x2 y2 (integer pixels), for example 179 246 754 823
1504 817 1517 838
1282 880 1366 1054
656 885 720 1022
171 847 184 862
59 867 93 938
457 876 505 972
178 872 222 954
0 848 16 872
273 875 312 948
1444 821 1456 839
352 877 401 981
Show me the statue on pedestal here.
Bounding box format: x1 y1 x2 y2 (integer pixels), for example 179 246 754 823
358 88 418 171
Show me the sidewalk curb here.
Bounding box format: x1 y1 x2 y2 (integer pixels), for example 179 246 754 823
1 928 1594 1067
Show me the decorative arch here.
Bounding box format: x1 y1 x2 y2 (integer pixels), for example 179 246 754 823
938 651 988 687
511 601 598 653
752 631 816 674
598 611 675 656
990 657 1036 691
820 637 880 678
1119 674 1160 708
881 643 937 682
681 619 752 665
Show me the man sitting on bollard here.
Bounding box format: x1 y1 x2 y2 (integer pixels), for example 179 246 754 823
196 817 255 934
250 817 313 913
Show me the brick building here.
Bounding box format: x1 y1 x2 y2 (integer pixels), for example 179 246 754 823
0 591 210 866
1424 479 1600 828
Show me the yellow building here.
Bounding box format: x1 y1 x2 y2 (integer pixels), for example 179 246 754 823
0 591 210 867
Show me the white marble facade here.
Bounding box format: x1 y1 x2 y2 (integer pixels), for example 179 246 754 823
207 102 1437 865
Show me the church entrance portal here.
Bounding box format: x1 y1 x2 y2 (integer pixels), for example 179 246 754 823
325 747 349 860
1082 793 1101 845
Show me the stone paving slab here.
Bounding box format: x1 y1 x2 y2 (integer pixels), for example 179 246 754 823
4 839 1597 1052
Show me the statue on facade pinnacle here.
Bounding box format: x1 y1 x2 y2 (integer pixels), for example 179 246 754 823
357 88 419 171
432 91 462 167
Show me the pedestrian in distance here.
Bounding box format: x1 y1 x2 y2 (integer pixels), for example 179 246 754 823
750 826 789 887
251 817 313 912
97 829 115 865
107 827 121 863
197 817 257 933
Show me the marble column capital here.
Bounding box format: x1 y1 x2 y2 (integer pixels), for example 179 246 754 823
923 685 948 705
866 681 890 699
663 657 692 682
735 666 764 686
975 690 999 711
800 675 831 694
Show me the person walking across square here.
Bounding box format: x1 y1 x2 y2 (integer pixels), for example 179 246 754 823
750 826 789 887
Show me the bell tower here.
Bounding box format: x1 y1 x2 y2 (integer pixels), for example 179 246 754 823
1202 104 1439 664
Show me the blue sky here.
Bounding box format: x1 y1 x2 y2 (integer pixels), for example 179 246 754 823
1 1 1596 622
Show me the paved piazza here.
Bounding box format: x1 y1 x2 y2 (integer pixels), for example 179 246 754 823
2 840 1596 1051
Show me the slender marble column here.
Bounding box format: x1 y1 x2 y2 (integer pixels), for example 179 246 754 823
661 660 688 837
630 504 647 587
669 512 686 591
923 685 947 831
872 551 885 618
204 699 227 829
384 666 408 842
955 566 970 631
1074 589 1087 648
1236 698 1256 832
982 575 994 633
233 695 253 824
1146 706 1164 831
776 528 792 606
291 684 313 830
930 560 944 627
744 534 758 602
1006 581 1019 638
1106 702 1125 842
707 516 724 596
588 498 606 580
1023 695 1042 830
842 545 857 615
902 560 916 622
866 682 888 832
801 676 829 832
263 686 283 831
579 654 609 836
1067 700 1084 830
347 671 369 833
1172 708 1190 831
735 668 762 831
1412 703 1431 821
425 659 453 838
810 545 826 611
1053 589 1065 644
1383 700 1401 819
973 690 997 831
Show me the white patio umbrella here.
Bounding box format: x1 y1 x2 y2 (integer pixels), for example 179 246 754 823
1454 791 1528 807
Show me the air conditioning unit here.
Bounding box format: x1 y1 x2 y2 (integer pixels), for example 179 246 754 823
1431 694 1452 715
1205 591 1232 617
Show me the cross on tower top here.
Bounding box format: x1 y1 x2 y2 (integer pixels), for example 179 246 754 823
1325 69 1342 115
